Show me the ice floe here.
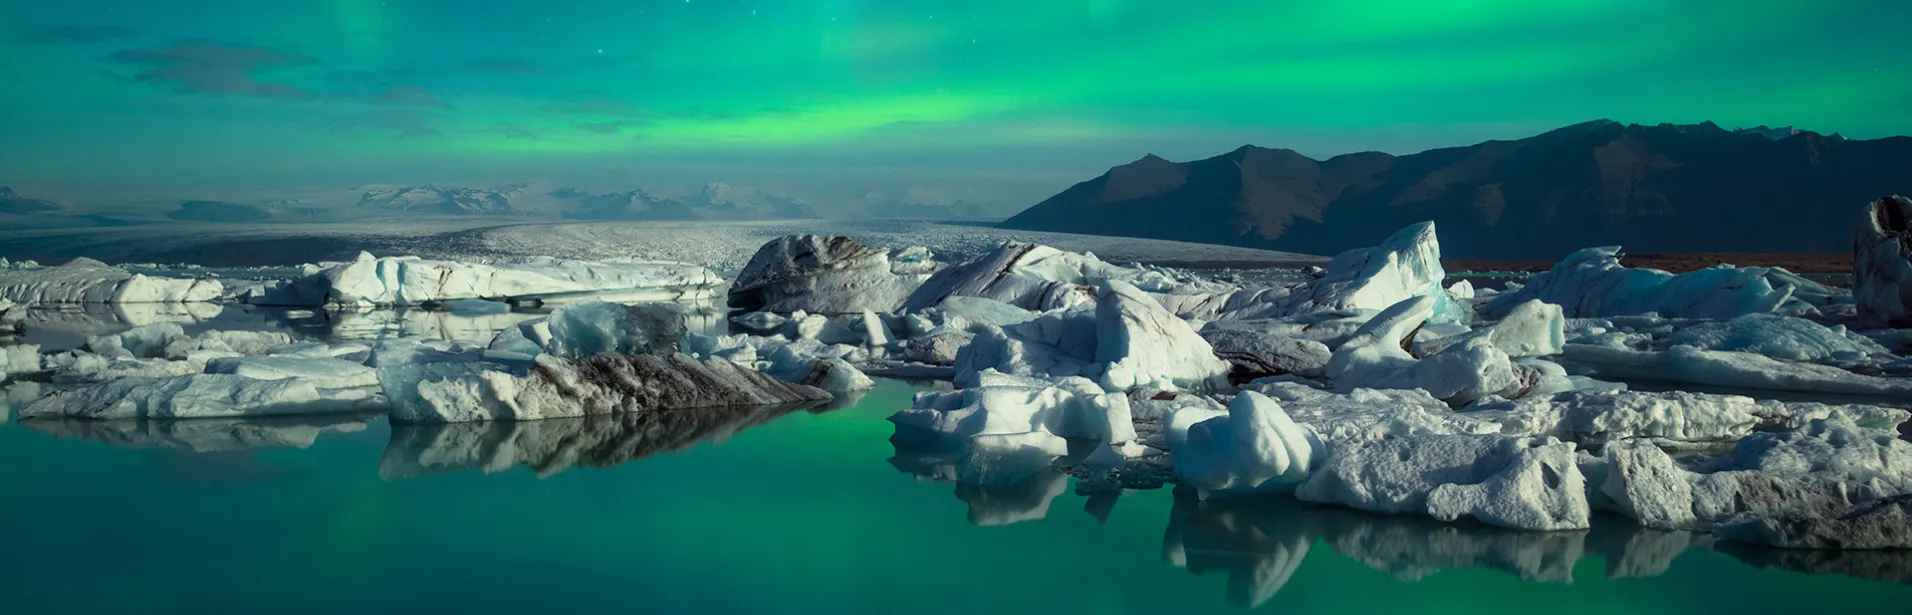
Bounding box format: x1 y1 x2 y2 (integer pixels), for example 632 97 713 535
1481 247 1799 320
380 353 833 422
0 258 223 305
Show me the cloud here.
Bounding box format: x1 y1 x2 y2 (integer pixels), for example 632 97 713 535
16 25 139 44
543 94 646 118
370 84 450 108
107 40 317 99
571 120 647 134
668 106 739 121
471 123 540 139
335 109 443 138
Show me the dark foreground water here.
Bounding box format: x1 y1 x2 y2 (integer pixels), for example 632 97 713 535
3 380 1910 615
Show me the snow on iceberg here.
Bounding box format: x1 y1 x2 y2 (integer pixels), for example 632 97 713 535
379 352 832 423
1296 434 1591 531
955 280 1230 392
19 374 375 420
0 258 222 305
1852 195 1912 327
1162 221 1454 323
726 235 919 314
1172 391 1325 497
250 252 721 308
1480 247 1797 320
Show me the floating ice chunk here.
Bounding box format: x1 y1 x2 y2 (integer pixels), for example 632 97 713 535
890 246 939 276
86 323 187 359
1717 495 1912 550
0 257 222 305
20 374 373 420
1481 247 1795 320
1561 344 1912 397
254 252 721 307
726 235 918 314
1296 434 1591 531
1853 196 1912 327
541 300 684 359
1664 313 1889 363
890 371 1136 452
2 343 42 379
1096 280 1231 392
955 308 1100 386
205 356 379 389
49 352 210 383
381 353 833 423
858 310 889 347
897 330 972 364
1174 391 1324 497
784 312 863 345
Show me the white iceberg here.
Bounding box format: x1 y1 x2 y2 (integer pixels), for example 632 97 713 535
1481 247 1797 320
726 235 919 314
1663 314 1889 364
1853 195 1912 327
0 258 222 305
890 370 1137 454
1247 381 1505 443
19 374 374 420
251 252 721 308
1327 296 1568 404
2 343 42 379
956 280 1229 392
1173 391 1325 497
1163 222 1454 324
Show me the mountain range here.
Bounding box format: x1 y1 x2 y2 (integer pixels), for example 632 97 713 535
558 182 820 220
0 187 62 214
357 185 522 214
1000 121 1912 258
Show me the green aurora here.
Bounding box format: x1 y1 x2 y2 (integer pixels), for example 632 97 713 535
2 0 1908 205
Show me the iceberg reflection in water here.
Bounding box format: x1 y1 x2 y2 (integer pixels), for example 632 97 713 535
18 413 374 452
381 400 826 479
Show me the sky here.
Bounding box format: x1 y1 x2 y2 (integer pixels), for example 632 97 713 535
2 0 1909 211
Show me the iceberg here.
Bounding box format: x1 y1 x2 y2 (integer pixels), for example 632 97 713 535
19 374 375 420
1327 296 1568 404
902 241 1225 312
251 252 721 308
1276 221 1454 320
1466 389 1766 446
1247 381 1505 443
1853 195 1912 327
1296 434 1591 531
1662 314 1889 364
380 353 832 423
1172 391 1325 497
540 300 684 359
1200 329 1332 381
890 370 1137 454
1481 247 1796 320
726 235 918 314
2 343 42 379
0 258 223 305
956 281 1229 392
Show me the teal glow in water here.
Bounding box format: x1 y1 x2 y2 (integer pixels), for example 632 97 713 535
2 380 1908 614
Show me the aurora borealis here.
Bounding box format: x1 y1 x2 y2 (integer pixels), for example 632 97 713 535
3 0 1909 208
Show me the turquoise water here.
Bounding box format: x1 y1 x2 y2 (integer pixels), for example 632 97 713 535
3 380 1909 614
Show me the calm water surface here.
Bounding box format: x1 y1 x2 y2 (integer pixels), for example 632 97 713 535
3 378 1910 614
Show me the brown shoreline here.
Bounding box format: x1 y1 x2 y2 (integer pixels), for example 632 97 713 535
1446 252 1853 275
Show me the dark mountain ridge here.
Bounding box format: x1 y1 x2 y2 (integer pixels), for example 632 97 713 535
1002 121 1912 258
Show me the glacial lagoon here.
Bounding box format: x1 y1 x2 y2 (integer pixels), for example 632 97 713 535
3 377 1910 614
